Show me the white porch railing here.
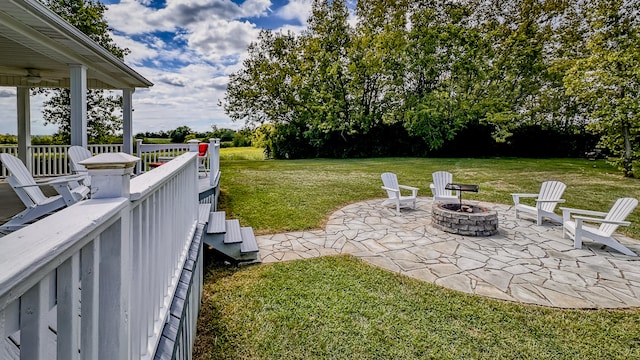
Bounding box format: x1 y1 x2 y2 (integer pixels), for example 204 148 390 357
0 144 123 178
0 146 18 177
0 152 202 360
136 139 221 181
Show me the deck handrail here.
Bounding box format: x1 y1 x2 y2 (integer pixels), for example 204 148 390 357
0 144 123 178
0 152 200 359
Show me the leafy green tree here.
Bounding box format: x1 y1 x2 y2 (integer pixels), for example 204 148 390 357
403 1 491 149
36 0 129 143
302 0 353 145
169 126 193 143
223 30 305 126
352 0 409 132
564 0 640 177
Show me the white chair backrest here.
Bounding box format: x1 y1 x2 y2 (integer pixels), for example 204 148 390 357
601 197 638 235
381 172 399 198
68 146 92 173
0 153 48 205
538 181 566 212
432 171 453 197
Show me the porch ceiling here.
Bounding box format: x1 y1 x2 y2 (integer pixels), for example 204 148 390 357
0 0 153 90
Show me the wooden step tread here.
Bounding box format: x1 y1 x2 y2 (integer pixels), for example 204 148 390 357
198 204 212 225
240 227 259 254
223 219 242 244
207 211 226 234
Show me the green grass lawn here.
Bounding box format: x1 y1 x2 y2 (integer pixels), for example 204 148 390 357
217 149 640 238
194 256 640 360
195 149 640 359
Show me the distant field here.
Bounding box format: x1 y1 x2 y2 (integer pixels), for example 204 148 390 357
139 137 172 144
219 146 265 160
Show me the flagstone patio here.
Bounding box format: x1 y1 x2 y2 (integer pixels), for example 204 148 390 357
256 198 640 309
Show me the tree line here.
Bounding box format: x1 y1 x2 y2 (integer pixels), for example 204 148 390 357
223 0 640 176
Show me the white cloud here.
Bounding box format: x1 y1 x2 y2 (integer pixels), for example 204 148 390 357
187 20 260 62
240 0 272 17
275 0 312 24
1 0 320 136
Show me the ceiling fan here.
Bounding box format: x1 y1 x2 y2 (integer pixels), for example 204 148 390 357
0 66 60 84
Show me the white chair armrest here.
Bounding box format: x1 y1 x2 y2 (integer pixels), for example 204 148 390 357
14 175 84 189
512 193 538 205
573 215 631 226
560 207 609 217
399 185 418 197
536 198 566 203
43 175 86 185
511 193 538 198
381 186 400 196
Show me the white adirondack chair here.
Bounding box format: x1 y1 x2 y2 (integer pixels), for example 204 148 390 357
68 145 92 185
430 171 457 202
381 172 419 215
561 198 638 256
0 153 90 232
512 181 566 225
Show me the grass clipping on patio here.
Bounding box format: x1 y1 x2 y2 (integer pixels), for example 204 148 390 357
194 255 639 360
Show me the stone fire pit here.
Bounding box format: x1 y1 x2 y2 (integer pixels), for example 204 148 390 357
431 203 498 236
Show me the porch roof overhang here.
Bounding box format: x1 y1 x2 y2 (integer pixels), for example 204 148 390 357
0 0 153 90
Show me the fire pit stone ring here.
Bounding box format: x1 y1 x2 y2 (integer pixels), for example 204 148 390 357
431 202 499 236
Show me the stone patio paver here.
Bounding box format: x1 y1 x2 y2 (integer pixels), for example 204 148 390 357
255 198 640 309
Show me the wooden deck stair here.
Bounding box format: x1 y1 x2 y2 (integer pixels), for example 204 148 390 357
202 210 260 263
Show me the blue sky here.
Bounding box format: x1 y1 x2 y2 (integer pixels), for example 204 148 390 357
0 0 315 135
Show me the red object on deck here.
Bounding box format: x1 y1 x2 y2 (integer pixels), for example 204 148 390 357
198 143 208 156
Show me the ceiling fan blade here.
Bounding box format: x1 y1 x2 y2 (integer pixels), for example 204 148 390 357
0 66 29 76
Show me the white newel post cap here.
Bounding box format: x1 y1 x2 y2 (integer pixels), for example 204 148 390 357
187 139 200 152
80 153 140 199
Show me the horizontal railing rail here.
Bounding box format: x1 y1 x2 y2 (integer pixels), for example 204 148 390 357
0 144 123 178
0 152 200 360
136 139 220 177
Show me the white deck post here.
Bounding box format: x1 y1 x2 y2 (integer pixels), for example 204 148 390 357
210 138 220 187
135 138 143 174
80 153 139 199
187 139 200 177
187 139 200 152
79 153 139 359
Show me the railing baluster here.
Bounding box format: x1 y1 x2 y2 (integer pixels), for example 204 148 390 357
81 240 100 360
98 219 130 360
0 152 202 359
20 276 53 359
57 253 81 360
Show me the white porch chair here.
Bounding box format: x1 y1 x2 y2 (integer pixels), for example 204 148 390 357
0 153 89 232
381 172 419 215
430 171 457 202
561 198 638 256
512 180 566 225
68 145 92 184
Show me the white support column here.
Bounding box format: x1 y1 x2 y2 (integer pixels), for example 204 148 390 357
17 86 31 171
122 88 134 155
70 64 87 147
